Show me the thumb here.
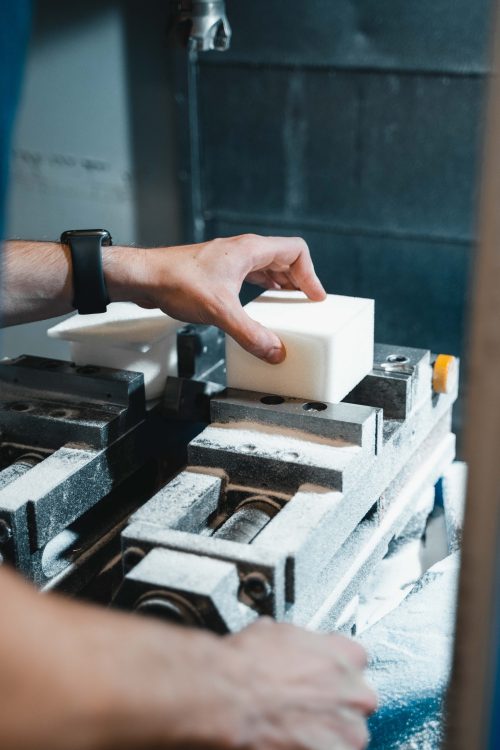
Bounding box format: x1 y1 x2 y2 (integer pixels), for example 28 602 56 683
221 300 285 364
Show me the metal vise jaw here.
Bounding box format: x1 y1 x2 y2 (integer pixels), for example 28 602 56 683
117 344 459 634
0 355 153 592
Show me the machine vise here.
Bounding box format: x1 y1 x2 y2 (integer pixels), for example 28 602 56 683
115 343 458 634
0 332 458 637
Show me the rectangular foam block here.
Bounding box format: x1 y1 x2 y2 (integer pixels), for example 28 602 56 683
226 291 374 403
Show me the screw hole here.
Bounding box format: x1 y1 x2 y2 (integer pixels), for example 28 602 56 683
386 354 409 365
49 409 72 419
260 395 285 405
10 403 31 412
303 401 328 412
76 365 99 375
241 572 271 602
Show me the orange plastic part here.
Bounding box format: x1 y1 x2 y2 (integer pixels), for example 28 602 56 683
433 354 457 394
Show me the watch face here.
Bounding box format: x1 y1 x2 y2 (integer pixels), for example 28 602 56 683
61 229 112 245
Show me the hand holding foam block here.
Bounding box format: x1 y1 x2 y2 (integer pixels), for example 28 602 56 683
226 291 374 403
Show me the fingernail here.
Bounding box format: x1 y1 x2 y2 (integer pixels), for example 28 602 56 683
265 344 286 364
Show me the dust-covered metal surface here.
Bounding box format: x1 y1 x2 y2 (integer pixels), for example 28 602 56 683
119 343 459 634
0 355 157 590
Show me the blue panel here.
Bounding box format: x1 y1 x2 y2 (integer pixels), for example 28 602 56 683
202 0 493 73
199 66 486 241
199 67 288 214
358 74 485 240
355 235 471 356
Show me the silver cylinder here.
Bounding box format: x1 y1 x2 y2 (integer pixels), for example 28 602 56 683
212 496 282 544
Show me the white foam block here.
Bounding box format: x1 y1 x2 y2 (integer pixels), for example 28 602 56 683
48 303 182 400
226 291 374 403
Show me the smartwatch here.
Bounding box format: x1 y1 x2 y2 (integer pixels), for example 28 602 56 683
61 229 112 315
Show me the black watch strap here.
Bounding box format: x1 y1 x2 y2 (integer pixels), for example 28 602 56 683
61 229 112 315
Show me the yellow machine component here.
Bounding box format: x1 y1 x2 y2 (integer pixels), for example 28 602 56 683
433 354 458 394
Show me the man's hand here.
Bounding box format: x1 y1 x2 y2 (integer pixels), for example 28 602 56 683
107 234 326 364
220 619 377 750
2 234 325 363
0 568 376 750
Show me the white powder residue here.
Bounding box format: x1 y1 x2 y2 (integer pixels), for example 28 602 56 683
212 419 354 448
193 422 361 471
359 553 459 749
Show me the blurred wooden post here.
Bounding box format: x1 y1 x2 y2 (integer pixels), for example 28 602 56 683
445 6 500 749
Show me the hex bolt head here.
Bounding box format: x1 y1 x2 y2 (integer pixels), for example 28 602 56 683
242 572 272 602
0 519 12 545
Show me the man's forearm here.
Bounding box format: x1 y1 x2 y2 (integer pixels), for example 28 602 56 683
0 566 237 750
1 240 73 325
1 240 145 326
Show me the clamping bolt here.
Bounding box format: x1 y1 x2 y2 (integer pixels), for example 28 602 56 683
241 572 272 603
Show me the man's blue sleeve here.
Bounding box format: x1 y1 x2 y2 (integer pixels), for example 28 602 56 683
0 0 32 242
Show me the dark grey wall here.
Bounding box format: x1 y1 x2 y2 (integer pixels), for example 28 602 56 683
189 0 493 360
